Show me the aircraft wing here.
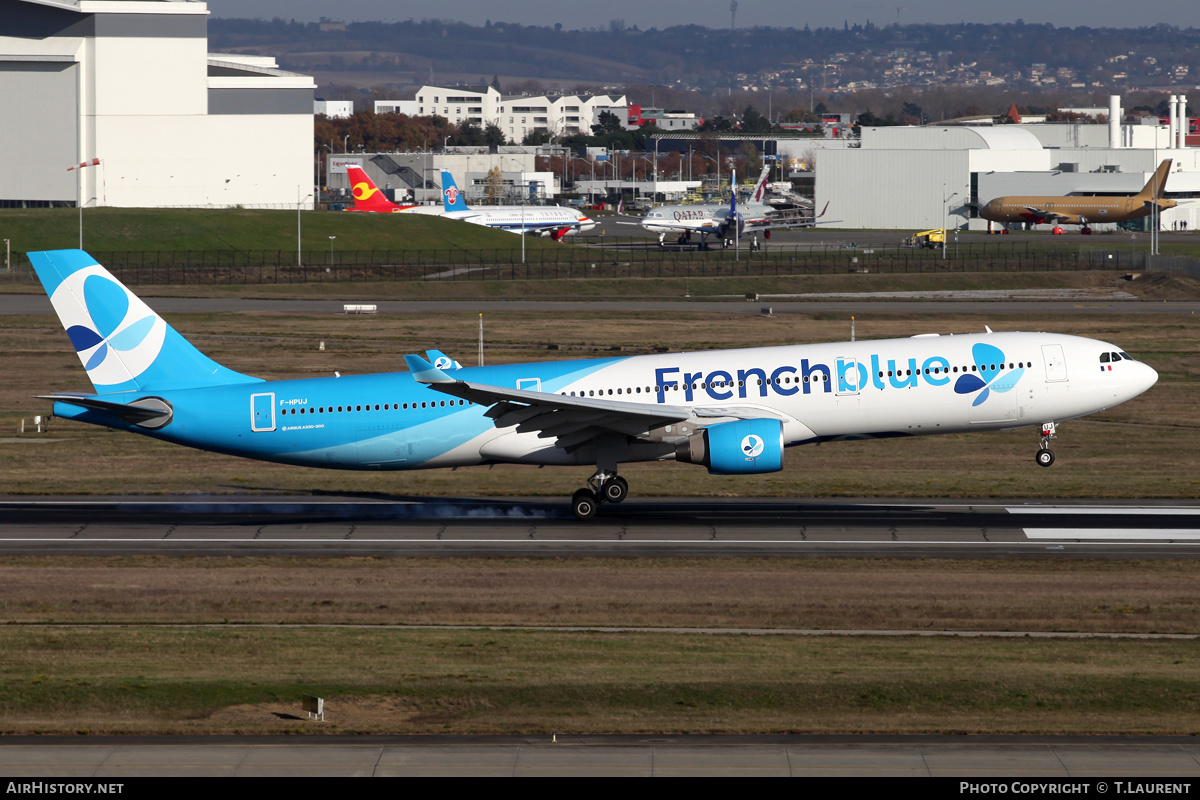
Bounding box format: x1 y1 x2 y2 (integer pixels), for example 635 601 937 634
1023 206 1067 223
743 202 837 231
403 355 785 449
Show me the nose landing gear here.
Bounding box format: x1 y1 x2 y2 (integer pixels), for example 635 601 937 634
1036 422 1057 467
570 470 629 520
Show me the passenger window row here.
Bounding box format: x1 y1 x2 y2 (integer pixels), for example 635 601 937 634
564 375 833 398
878 361 1029 378
280 399 469 415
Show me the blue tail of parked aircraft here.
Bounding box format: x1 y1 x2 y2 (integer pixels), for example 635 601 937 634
29 250 260 394
440 170 471 212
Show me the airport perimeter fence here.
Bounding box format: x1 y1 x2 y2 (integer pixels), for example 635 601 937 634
7 239 1199 284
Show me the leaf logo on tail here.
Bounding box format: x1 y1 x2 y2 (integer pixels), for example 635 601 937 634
52 268 166 387
953 343 1025 406
444 186 460 206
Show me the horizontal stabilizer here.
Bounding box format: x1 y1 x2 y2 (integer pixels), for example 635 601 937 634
38 393 173 429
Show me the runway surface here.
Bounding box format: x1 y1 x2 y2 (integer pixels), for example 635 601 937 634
3 496 1199 558
3 735 1199 777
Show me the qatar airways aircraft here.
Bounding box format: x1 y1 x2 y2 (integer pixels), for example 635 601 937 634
31 249 1157 519
639 167 828 249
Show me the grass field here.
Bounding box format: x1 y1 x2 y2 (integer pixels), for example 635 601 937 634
2 558 1200 735
5 206 1200 260
0 207 557 255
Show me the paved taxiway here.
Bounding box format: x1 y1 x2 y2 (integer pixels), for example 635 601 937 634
2 496 1198 558
3 735 1200 777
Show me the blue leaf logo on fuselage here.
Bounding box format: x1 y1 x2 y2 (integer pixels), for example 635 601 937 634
953 342 1025 406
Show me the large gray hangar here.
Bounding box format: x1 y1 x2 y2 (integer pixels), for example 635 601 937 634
817 117 1200 232
1 0 315 209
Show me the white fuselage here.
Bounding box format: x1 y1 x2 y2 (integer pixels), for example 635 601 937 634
408 331 1157 470
401 204 594 234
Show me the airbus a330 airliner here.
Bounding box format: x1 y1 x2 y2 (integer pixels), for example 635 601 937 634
31 250 1158 519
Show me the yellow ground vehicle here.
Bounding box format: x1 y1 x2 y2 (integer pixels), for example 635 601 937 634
904 229 946 249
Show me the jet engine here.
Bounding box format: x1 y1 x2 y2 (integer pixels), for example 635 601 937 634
675 419 784 475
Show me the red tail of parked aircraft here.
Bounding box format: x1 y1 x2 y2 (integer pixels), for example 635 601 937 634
345 165 416 213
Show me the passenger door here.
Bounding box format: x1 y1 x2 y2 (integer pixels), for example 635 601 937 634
250 393 276 432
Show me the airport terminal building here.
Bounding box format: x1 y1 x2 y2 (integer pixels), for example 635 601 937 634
1 0 315 209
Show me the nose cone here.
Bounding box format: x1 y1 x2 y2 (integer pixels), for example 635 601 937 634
1135 361 1159 395
1116 360 1159 405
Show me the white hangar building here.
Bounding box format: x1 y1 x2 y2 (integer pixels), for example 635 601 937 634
1 0 316 209
818 119 1200 232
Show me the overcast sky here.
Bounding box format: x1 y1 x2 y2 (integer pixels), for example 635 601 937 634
204 1 1200 30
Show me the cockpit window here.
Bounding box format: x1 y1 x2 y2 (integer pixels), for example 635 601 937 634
1119 352 1132 360
1100 352 1110 363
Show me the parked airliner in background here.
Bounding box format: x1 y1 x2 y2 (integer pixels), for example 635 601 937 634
434 171 596 240
31 250 1157 519
980 159 1176 234
640 168 829 248
346 166 594 241
345 165 420 213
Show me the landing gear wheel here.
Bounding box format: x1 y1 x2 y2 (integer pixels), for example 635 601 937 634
601 476 629 504
1036 448 1055 468
572 488 599 520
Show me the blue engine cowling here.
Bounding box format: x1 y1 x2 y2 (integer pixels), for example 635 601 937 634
675 419 784 475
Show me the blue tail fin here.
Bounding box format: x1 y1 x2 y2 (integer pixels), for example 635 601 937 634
29 250 261 394
440 171 471 212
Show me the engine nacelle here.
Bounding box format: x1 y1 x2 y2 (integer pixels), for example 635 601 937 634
675 419 784 475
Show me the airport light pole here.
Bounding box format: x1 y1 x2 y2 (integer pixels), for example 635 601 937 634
3 239 9 272
297 188 313 266
1151 144 1161 258
942 186 958 261
507 158 527 264
329 236 336 269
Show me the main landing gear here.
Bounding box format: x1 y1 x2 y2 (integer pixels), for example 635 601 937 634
571 469 629 520
1036 421 1057 467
